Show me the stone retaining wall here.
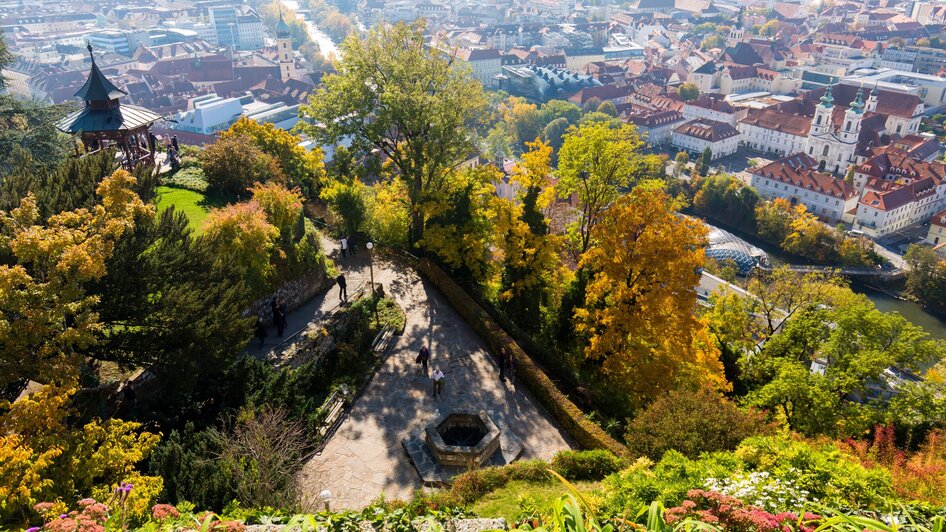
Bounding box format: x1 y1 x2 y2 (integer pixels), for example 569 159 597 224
248 267 333 324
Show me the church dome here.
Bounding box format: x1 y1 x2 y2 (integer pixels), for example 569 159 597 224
276 13 292 39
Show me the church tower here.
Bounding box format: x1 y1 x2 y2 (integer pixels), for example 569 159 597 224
841 88 865 145
727 7 746 48
276 11 296 82
865 85 878 113
810 81 834 137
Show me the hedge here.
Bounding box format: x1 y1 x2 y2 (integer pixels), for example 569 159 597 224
416 259 629 458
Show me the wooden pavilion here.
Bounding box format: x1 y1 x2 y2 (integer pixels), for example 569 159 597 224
57 44 163 170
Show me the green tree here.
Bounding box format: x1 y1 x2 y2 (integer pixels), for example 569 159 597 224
420 165 498 282
700 34 726 49
746 292 946 436
89 208 253 397
596 100 618 117
673 151 689 178
540 99 581 126
904 244 946 315
321 177 369 236
692 173 759 228
556 122 649 255
679 82 700 101
697 147 712 176
542 117 571 152
759 20 780 37
481 125 514 163
581 97 602 114
0 99 70 176
298 21 486 248
0 30 13 89
222 117 326 198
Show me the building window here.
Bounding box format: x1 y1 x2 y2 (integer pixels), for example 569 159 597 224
823 145 830 156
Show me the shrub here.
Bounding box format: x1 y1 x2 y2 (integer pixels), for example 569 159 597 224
163 166 208 192
551 450 628 481
625 388 768 459
734 435 894 509
602 451 742 513
200 135 285 198
416 258 629 457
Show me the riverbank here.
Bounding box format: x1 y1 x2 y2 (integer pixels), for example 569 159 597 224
692 213 946 339
280 0 341 60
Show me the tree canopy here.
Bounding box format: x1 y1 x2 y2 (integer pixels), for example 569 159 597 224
298 20 486 248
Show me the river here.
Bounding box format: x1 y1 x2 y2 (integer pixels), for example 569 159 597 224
280 0 341 60
702 217 946 339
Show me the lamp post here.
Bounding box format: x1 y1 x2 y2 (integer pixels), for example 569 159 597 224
318 490 332 512
365 241 378 324
365 241 375 294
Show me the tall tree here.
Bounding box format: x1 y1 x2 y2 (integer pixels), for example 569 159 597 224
298 20 486 248
556 122 649 256
698 147 712 176
0 170 150 390
575 186 728 412
89 208 253 397
498 139 562 330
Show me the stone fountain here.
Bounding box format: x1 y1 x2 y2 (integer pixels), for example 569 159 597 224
402 409 523 485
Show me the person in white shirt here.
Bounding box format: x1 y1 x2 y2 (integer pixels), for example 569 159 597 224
432 368 445 397
340 236 348 258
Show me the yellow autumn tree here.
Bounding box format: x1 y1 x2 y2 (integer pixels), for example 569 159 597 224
576 185 729 411
494 139 565 329
0 382 161 525
420 165 500 281
202 201 280 294
0 169 151 388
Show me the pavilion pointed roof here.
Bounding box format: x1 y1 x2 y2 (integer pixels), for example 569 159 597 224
75 43 127 102
56 43 162 135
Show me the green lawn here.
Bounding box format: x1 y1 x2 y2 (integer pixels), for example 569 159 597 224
470 480 602 524
155 186 224 233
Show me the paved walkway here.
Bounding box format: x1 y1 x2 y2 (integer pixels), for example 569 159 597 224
297 236 572 510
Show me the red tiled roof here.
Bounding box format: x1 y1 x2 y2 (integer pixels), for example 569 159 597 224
673 118 739 142
740 108 811 136
860 178 937 212
752 153 858 199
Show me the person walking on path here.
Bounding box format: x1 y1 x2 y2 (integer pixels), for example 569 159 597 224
498 347 508 381
432 368 445 398
273 298 287 337
337 273 348 301
504 350 516 385
340 236 348 258
254 316 267 347
276 300 288 336
416 345 430 374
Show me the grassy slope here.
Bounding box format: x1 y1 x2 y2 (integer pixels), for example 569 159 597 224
471 480 602 524
155 186 223 233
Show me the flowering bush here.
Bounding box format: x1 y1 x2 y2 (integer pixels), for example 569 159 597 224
840 426 946 506
703 470 814 513
664 489 822 532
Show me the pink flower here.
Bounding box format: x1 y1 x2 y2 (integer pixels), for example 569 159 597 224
152 504 180 521
77 498 96 508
